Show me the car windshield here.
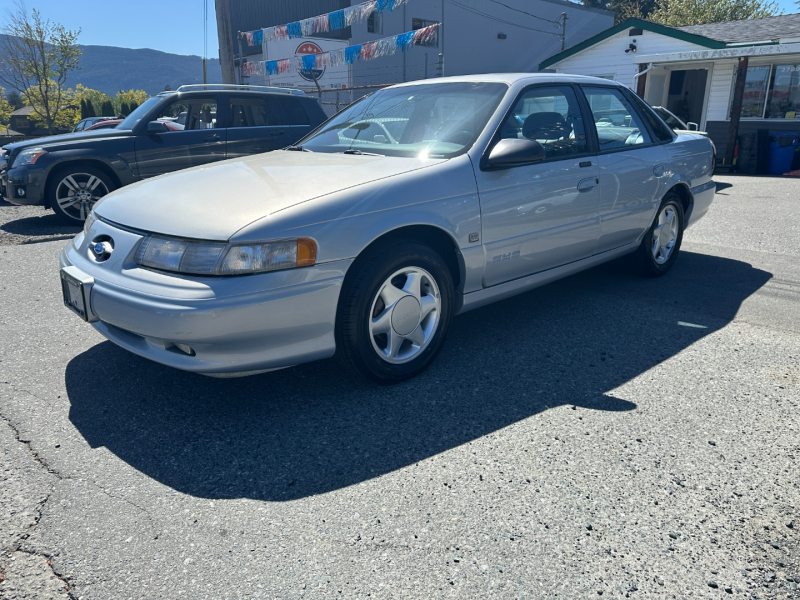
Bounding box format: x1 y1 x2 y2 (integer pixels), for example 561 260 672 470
296 82 507 158
117 97 161 130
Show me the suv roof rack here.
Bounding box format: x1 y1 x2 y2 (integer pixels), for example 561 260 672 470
165 84 305 96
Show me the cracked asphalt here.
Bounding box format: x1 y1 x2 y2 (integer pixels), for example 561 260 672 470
0 176 798 599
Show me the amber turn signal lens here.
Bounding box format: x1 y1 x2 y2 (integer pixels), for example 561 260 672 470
296 238 318 267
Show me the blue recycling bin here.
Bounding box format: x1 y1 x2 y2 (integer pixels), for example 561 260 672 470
768 133 799 175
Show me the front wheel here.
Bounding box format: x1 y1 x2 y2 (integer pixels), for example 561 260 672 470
335 241 454 384
636 192 685 277
49 166 115 223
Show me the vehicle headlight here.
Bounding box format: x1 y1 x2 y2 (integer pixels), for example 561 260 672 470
83 212 96 236
14 147 47 167
135 235 318 275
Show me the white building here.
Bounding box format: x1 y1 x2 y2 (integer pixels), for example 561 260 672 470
540 14 800 171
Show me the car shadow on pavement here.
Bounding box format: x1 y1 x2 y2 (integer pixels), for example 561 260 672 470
0 212 80 243
65 251 771 501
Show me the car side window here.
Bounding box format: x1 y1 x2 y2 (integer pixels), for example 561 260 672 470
275 96 310 125
627 93 674 143
156 98 217 131
581 86 652 151
230 96 284 127
498 86 587 160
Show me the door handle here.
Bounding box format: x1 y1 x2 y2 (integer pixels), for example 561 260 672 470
579 161 593 168
577 177 598 191
205 134 220 142
653 164 665 177
269 131 286 137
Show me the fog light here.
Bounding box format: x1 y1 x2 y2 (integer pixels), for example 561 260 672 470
16 187 25 197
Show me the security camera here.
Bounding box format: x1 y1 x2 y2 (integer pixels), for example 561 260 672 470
625 41 637 53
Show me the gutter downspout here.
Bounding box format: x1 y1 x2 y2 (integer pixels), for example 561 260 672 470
633 63 652 97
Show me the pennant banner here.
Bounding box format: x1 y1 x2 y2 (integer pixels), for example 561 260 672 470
239 0 412 46
242 24 440 78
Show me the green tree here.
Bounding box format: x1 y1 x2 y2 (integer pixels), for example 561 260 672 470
101 100 114 116
0 87 12 127
580 0 657 21
0 3 82 134
114 89 148 114
79 97 88 118
649 0 778 26
6 90 22 109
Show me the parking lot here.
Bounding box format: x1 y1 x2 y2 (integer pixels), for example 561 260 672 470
0 175 798 599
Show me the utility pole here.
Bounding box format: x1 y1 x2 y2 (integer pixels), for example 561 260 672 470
203 0 208 84
560 12 568 52
215 0 236 84
441 0 445 77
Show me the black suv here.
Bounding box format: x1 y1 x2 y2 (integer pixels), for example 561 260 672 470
0 85 327 222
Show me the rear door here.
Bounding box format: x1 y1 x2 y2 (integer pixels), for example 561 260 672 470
134 95 226 179
579 85 668 254
225 94 313 159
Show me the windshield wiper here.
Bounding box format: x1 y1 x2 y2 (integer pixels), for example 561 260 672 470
342 149 384 157
285 145 312 152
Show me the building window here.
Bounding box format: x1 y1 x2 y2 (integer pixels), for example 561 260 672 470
367 11 382 34
412 18 439 47
729 62 800 120
767 64 800 119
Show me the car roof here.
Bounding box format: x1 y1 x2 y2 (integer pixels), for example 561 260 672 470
387 73 623 89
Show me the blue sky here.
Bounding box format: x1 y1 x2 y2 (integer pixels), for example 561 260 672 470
9 0 800 57
10 0 220 57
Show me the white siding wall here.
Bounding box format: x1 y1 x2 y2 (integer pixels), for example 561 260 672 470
550 30 708 89
705 60 736 121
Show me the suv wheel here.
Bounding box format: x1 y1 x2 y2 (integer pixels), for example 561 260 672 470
49 166 115 223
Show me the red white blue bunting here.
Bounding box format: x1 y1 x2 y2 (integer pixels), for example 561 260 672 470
241 23 439 77
239 0 413 47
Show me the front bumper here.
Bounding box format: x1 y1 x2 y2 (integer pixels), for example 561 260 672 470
61 219 350 375
3 165 47 206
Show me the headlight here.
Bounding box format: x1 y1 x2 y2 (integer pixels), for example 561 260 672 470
83 212 96 236
135 235 318 276
14 147 47 167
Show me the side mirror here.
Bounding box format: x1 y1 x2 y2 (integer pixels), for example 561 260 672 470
687 122 699 131
486 138 547 169
146 121 169 134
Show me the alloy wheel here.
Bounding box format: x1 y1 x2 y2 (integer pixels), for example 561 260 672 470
55 173 110 221
368 266 441 364
651 204 679 265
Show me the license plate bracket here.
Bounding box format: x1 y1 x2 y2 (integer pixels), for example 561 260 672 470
60 266 95 322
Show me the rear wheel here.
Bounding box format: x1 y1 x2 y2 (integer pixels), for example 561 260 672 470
49 166 115 223
335 241 454 383
636 192 685 277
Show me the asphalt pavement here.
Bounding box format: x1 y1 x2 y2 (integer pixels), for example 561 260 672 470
0 176 798 599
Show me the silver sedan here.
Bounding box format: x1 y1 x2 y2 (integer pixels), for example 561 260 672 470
60 74 716 382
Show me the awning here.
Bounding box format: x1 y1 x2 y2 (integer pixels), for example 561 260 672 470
637 42 800 64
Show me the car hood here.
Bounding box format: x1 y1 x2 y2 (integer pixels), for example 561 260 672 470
2 129 130 152
94 150 446 240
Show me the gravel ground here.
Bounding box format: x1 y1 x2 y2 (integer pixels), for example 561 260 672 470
0 176 798 599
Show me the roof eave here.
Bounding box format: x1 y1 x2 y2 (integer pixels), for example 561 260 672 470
539 17 727 70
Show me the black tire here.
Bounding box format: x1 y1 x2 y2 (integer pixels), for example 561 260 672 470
335 240 454 384
636 191 685 277
49 166 115 224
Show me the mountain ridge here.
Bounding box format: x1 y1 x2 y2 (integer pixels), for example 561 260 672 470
0 35 223 96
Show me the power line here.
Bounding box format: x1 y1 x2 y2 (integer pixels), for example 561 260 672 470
484 0 561 25
446 0 561 37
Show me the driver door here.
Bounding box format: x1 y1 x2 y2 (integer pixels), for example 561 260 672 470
134 96 226 179
474 85 600 287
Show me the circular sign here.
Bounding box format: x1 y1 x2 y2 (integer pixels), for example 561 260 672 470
297 42 324 82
